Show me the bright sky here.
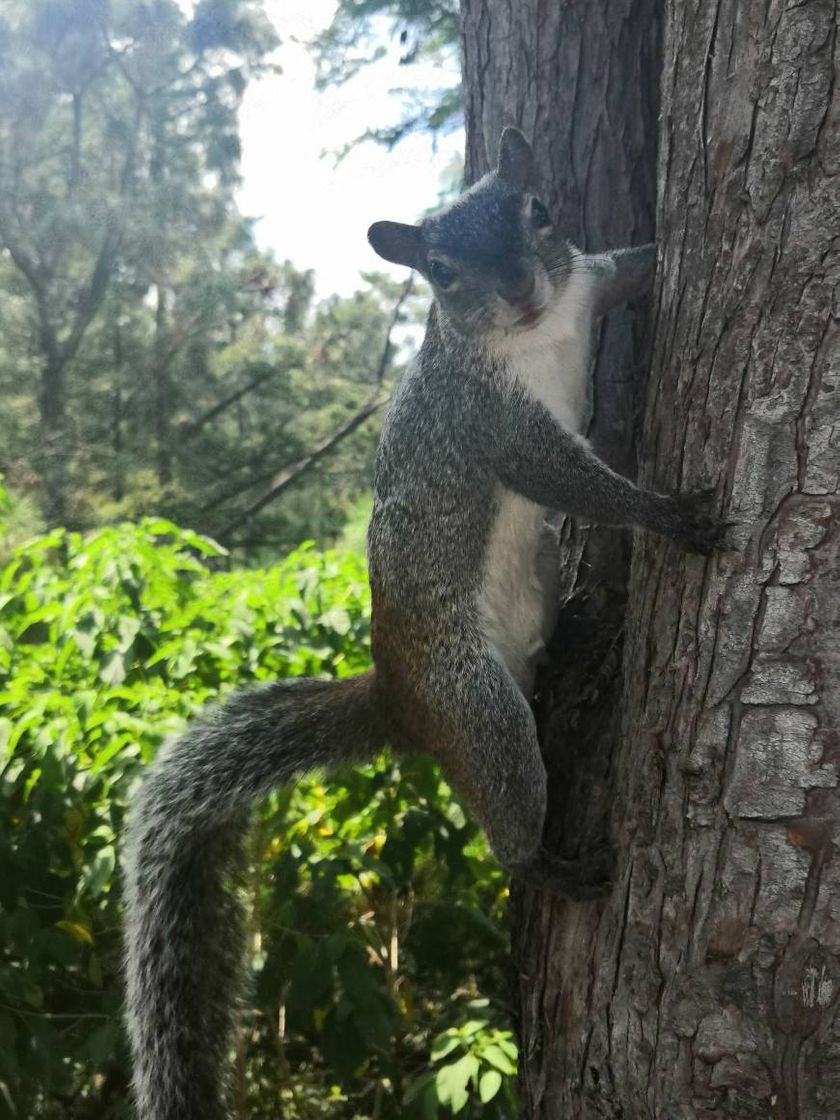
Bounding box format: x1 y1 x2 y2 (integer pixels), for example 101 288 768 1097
236 0 464 296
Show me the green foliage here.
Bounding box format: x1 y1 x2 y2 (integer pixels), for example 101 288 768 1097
0 520 515 1118
0 0 440 547
0 476 42 559
0 0 422 545
0 0 279 525
314 0 459 88
405 1005 518 1119
313 0 462 149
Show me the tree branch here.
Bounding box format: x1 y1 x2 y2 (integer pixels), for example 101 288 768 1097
217 274 415 541
58 101 144 367
218 396 386 541
0 209 40 293
59 230 120 366
196 441 299 513
179 367 279 442
371 274 414 387
0 201 58 353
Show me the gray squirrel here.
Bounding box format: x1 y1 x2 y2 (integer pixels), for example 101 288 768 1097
124 127 725 1120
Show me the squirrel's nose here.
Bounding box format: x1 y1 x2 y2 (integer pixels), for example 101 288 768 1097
498 272 536 308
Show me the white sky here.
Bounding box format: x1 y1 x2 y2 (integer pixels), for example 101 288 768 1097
236 0 464 296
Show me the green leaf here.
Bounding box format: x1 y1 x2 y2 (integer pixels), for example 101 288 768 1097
435 1054 479 1114
88 734 131 775
320 606 351 635
495 1035 518 1059
430 1031 461 1062
117 615 141 650
55 920 93 946
479 1069 503 1103
481 1044 517 1076
404 1070 438 1120
99 651 126 686
71 625 97 659
83 845 116 899
6 711 43 758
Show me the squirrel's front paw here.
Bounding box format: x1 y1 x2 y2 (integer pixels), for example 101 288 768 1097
671 489 730 556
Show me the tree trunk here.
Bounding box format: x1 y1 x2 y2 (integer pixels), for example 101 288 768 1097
153 283 174 488
39 353 69 527
111 318 126 503
461 1 840 1116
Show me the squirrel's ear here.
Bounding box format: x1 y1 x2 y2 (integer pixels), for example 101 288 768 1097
497 127 533 190
368 221 424 269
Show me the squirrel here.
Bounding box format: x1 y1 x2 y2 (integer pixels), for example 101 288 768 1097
124 127 725 1120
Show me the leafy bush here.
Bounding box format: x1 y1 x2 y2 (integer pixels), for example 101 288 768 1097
0 516 515 1119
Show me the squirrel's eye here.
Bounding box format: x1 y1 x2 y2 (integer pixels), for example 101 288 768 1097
531 198 551 229
429 260 456 289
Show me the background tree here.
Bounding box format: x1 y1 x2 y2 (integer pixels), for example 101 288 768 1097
313 0 461 148
462 0 840 1115
0 0 420 549
0 0 277 526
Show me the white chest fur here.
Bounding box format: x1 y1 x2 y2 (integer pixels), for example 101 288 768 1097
498 260 596 430
477 264 597 687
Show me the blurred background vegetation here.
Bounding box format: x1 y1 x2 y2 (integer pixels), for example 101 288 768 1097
0 2 520 1119
0 0 453 553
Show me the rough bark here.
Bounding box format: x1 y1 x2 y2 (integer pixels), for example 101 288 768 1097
462 0 840 1117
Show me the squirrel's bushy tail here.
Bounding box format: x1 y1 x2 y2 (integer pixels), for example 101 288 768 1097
124 671 384 1120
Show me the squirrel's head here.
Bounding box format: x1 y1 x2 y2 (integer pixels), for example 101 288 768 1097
368 127 573 338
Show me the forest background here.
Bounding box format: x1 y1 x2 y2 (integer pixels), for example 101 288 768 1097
0 2 514 1119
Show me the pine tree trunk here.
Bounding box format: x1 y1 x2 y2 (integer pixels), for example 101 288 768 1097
153 283 174 488
39 353 68 527
461 1 840 1116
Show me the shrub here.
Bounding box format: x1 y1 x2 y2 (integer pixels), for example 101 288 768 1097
0 519 514 1119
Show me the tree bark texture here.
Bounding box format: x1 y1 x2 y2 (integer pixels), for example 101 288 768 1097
462 1 840 1117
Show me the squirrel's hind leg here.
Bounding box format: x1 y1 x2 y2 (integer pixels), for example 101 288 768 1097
428 645 612 901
